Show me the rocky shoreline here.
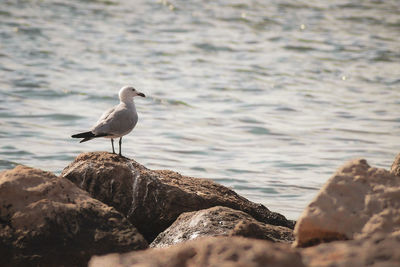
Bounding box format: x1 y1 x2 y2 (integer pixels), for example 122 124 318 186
1 151 399 267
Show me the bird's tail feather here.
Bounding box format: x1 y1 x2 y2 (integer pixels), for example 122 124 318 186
71 131 108 143
71 131 95 139
80 137 93 143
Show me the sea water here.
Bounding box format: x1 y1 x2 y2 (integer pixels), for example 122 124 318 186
1 0 399 220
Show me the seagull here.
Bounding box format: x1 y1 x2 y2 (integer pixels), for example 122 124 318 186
72 86 145 156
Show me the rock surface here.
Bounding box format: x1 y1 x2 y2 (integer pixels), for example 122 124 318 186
391 153 400 176
301 231 400 267
89 236 305 267
62 152 293 241
151 206 294 248
294 159 400 247
3 152 400 267
0 165 147 267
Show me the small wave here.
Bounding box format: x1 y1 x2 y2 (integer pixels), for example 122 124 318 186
284 45 315 52
152 97 192 107
194 43 234 52
0 159 19 170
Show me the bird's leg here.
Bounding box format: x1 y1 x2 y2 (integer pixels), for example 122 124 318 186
118 137 122 156
111 138 115 154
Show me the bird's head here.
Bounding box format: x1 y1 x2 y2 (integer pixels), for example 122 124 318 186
119 86 146 102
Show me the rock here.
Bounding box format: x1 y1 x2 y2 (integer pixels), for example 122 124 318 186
89 236 305 267
230 220 292 241
391 153 400 176
0 165 148 267
294 159 400 247
61 152 293 241
301 231 400 267
150 206 293 248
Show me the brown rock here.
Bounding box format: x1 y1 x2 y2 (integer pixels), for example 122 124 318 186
301 231 400 267
150 206 293 248
391 153 400 176
89 236 305 267
61 152 292 241
294 159 400 247
0 165 148 267
230 220 293 242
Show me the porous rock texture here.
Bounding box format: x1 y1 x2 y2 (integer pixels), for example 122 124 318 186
89 236 305 267
150 206 294 248
301 231 400 267
62 152 293 241
0 165 147 267
294 158 400 247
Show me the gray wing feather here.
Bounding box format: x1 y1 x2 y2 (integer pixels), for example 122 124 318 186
96 107 116 124
91 104 138 136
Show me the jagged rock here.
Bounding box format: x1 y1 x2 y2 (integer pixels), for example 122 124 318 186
294 159 400 247
61 152 293 241
89 236 305 267
0 165 148 267
391 153 400 176
301 231 400 267
150 206 293 248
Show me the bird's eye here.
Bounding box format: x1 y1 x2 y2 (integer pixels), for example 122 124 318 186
132 88 135 91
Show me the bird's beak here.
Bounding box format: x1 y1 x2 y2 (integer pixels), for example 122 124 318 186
138 92 146 97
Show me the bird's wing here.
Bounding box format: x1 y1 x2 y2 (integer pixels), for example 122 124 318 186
91 104 137 136
96 106 116 124
90 106 116 135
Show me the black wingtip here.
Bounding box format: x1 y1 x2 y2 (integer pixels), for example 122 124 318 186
71 131 95 139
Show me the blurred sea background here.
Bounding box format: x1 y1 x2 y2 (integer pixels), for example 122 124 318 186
1 0 399 220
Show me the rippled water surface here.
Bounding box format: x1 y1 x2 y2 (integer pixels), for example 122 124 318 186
1 0 399 219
